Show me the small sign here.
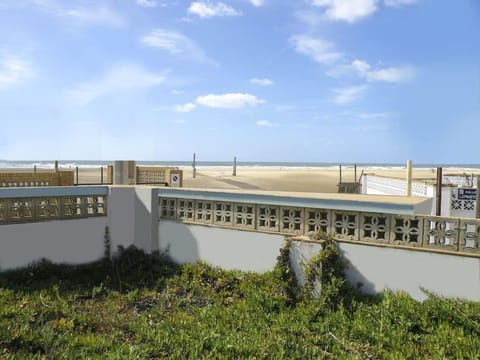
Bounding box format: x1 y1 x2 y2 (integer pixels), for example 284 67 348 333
170 173 180 187
457 188 477 200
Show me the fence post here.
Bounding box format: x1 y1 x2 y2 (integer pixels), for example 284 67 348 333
436 167 443 216
192 153 196 179
406 160 412 196
476 175 480 219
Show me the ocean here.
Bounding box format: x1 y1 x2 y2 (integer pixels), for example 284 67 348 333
1 160 480 171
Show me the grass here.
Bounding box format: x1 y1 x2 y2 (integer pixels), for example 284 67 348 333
1 243 480 359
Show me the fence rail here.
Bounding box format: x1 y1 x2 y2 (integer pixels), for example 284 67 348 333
159 197 480 256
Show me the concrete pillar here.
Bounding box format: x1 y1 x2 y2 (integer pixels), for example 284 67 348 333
107 186 158 254
113 161 137 185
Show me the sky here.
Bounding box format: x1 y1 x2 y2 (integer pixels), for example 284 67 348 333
0 0 479 163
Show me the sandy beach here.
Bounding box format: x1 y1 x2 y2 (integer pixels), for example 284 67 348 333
180 167 478 193
3 166 479 193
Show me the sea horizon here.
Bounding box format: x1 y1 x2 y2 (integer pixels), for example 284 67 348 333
1 160 480 171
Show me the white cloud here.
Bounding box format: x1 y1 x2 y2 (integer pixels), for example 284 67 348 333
175 102 197 112
173 119 186 124
188 1 241 18
311 0 378 23
332 85 367 105
250 77 274 86
141 29 212 63
356 112 391 119
1 1 125 27
249 0 265 6
66 65 166 105
196 93 264 108
0 56 34 89
352 59 413 82
136 0 157 8
385 0 418 7
57 7 125 27
294 9 324 27
274 104 295 112
256 120 278 127
290 35 343 65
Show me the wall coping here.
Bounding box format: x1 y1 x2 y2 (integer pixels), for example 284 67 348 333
0 186 108 198
158 187 431 215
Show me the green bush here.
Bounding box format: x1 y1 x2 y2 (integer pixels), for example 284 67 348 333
0 243 479 359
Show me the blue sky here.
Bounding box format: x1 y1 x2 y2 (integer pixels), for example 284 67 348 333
0 0 479 163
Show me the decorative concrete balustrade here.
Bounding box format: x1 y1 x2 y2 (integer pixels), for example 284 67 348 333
0 186 107 224
136 167 183 186
0 171 74 187
159 189 480 256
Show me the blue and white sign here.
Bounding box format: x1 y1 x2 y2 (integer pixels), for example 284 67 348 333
457 188 476 200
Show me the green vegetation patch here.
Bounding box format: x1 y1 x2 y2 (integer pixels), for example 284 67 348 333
1 241 480 359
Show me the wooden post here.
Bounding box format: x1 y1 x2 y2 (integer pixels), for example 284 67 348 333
339 164 342 184
233 156 237 176
76 166 79 186
406 160 412 196
101 166 104 185
33 165 36 173
436 167 443 216
192 153 196 179
54 160 58 172
354 164 357 183
476 175 480 219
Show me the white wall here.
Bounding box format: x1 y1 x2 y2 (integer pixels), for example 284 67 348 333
158 221 285 272
0 218 107 270
339 242 480 301
0 186 157 271
158 221 480 302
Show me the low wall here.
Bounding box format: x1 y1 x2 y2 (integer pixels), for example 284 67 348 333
362 174 431 197
158 221 323 294
0 217 107 270
159 220 286 272
1 185 480 302
159 221 480 301
339 242 480 301
136 167 183 187
0 170 74 187
158 188 480 301
0 186 109 270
